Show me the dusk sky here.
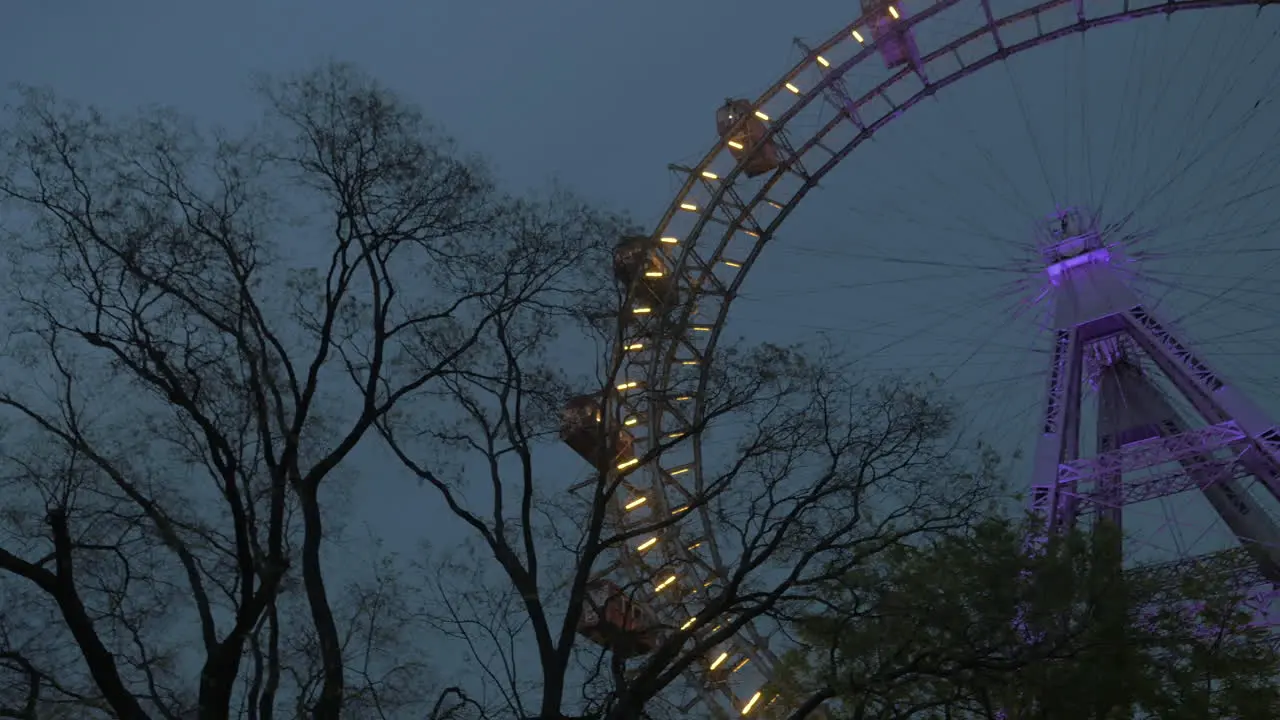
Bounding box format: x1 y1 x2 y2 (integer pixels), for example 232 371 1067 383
4 0 1279 709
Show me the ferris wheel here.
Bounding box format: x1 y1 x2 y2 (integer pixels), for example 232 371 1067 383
557 0 1280 716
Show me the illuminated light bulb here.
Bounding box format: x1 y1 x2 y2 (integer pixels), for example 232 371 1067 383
645 270 664 277
710 652 729 670
692 325 711 332
688 541 703 550
852 30 865 43
616 381 639 390
742 229 760 237
723 261 742 268
655 575 676 591
667 432 686 439
617 458 639 470
681 617 697 630
733 658 751 672
682 360 698 366
625 496 647 510
624 416 638 426
626 343 644 351
754 111 769 121
680 202 697 211
671 466 690 474
671 505 689 514
701 170 718 180
816 55 830 67
727 140 744 150
889 5 899 18
660 236 679 244
637 537 658 551
742 692 763 715
632 307 652 314
785 83 800 94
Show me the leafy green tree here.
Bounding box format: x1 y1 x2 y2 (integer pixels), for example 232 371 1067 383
771 517 1280 719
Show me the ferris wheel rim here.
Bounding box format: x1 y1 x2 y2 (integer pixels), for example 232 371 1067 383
654 0 1276 423
599 0 1278 714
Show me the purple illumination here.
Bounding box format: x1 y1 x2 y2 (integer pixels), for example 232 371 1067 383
1046 247 1111 285
1023 206 1280 681
1039 208 1111 284
871 16 918 68
860 1 921 70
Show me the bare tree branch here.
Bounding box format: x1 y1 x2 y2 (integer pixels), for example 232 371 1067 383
0 62 552 718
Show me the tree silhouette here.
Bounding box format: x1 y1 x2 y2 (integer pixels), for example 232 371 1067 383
0 62 621 719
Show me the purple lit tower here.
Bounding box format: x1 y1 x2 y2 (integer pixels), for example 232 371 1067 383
1027 208 1280 612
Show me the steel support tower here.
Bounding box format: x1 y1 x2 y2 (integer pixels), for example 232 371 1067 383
1027 209 1280 600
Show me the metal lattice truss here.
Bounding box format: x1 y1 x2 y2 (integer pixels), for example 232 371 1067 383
1125 306 1280 473
578 1 1279 717
1056 421 1250 508
1129 306 1225 393
1136 548 1280 652
1136 546 1263 589
1256 425 1280 469
1136 550 1280 640
1026 420 1271 525
1024 220 1280 641
1040 330 1074 436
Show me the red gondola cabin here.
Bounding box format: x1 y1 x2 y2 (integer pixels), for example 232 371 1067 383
561 394 637 473
577 579 661 656
714 99 782 178
614 235 678 309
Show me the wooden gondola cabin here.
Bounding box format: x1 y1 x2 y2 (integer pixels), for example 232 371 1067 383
577 579 661 657
561 394 637 473
860 0 920 69
614 235 678 310
714 99 782 178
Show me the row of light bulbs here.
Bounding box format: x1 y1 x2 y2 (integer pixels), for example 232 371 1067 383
613 7 908 711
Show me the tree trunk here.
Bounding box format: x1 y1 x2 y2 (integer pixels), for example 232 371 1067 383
47 511 151 720
299 489 344 719
198 646 243 720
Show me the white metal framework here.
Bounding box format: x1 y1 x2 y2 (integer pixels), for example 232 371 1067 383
1028 208 1280 584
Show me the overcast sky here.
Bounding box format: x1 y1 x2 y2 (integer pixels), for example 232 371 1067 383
4 0 1279 703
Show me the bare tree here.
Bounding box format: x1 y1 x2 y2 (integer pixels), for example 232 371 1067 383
0 62 624 718
381 259 1005 720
